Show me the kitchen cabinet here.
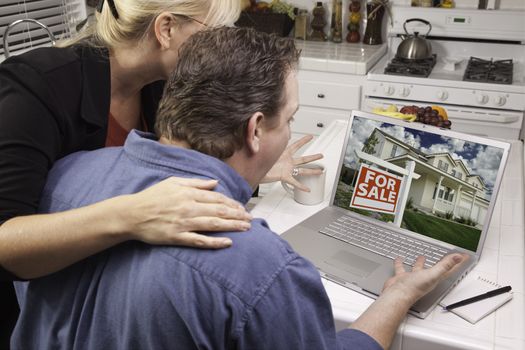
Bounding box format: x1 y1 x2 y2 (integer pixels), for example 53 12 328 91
294 70 364 136
292 41 387 140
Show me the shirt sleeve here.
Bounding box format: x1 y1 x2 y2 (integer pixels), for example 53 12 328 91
235 256 383 350
0 60 63 225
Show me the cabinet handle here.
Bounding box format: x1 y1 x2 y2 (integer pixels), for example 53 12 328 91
316 122 324 128
317 93 325 99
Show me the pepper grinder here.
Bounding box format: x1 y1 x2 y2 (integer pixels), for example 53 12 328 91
346 1 361 43
310 2 327 41
330 0 343 43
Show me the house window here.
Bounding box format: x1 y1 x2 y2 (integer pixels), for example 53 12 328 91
452 169 456 177
390 144 397 158
443 187 454 202
457 172 462 180
438 160 449 172
1 0 85 58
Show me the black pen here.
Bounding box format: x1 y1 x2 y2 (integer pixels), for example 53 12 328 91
444 285 512 311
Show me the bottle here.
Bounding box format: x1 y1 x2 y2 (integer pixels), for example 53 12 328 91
346 1 361 43
294 9 308 40
330 0 343 43
310 2 327 41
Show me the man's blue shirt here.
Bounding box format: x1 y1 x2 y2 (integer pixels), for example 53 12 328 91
12 131 381 350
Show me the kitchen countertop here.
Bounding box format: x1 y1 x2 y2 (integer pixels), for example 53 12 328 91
296 40 387 75
251 119 525 350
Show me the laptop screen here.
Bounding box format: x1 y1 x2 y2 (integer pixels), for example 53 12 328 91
333 113 509 252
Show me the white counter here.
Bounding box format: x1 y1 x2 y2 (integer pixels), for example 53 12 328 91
297 41 387 75
251 120 525 350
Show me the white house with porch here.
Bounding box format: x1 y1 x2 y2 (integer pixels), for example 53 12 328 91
363 128 489 227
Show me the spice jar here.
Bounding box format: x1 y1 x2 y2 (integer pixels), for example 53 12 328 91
294 9 308 40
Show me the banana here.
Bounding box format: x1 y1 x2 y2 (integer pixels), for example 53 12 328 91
372 108 417 122
386 104 398 113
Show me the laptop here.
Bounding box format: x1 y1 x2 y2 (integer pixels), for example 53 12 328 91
281 110 510 318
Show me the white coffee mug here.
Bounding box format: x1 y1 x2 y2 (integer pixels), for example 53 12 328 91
281 163 326 205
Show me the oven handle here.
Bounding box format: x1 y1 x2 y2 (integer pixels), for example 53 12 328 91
450 112 520 124
363 99 521 124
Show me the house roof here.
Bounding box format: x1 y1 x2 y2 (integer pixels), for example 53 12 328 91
426 152 457 166
371 128 483 184
386 153 479 192
371 128 427 160
454 159 470 174
467 174 486 188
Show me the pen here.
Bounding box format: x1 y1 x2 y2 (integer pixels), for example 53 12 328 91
444 285 512 311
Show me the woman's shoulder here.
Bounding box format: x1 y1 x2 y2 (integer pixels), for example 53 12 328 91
2 44 108 75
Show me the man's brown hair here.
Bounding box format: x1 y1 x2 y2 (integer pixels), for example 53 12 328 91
155 27 300 159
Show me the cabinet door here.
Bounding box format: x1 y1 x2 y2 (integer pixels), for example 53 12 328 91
292 105 350 136
299 80 361 110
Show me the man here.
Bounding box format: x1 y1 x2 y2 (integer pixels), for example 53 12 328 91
12 27 466 349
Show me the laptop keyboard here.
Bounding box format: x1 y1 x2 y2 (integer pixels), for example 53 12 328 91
320 215 450 268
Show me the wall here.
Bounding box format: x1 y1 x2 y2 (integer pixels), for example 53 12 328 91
390 0 525 9
279 0 524 42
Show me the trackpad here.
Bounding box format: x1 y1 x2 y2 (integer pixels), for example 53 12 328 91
325 250 380 278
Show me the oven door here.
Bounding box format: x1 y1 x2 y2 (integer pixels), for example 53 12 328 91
362 97 524 140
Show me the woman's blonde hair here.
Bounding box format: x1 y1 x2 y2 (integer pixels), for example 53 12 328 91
58 0 240 48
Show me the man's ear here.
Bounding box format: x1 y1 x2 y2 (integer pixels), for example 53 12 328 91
154 12 175 50
246 112 265 155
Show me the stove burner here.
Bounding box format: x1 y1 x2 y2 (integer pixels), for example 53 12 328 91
463 57 513 84
384 55 437 78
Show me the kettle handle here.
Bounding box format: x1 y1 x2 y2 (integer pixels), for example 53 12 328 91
403 18 432 37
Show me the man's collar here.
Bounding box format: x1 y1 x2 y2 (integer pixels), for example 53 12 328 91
123 131 254 204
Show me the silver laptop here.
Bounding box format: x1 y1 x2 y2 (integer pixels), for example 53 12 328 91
281 110 510 318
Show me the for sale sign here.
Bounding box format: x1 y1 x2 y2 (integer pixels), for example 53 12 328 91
350 164 403 214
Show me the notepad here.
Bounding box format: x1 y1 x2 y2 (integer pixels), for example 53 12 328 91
439 276 513 324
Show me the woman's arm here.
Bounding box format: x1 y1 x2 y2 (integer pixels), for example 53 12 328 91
0 177 251 280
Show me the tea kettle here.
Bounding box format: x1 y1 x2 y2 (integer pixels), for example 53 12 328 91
396 18 433 60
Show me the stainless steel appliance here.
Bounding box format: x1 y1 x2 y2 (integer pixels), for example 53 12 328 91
396 18 433 60
364 6 525 140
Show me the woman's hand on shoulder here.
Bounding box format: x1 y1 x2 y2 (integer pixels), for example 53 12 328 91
119 177 252 249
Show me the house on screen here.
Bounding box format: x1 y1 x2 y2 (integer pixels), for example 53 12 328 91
361 128 489 227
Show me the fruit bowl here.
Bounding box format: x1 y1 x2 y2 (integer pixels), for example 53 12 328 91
373 104 451 129
404 105 451 128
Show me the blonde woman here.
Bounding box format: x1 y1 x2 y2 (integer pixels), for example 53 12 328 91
0 0 321 340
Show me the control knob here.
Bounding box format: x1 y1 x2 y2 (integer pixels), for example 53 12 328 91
476 94 489 105
384 85 395 96
400 86 411 97
436 90 448 101
494 95 507 106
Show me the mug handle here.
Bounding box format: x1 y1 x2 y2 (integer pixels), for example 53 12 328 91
281 181 295 196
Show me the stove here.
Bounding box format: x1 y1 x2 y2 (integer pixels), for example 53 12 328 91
463 57 513 84
384 55 437 78
364 6 525 140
